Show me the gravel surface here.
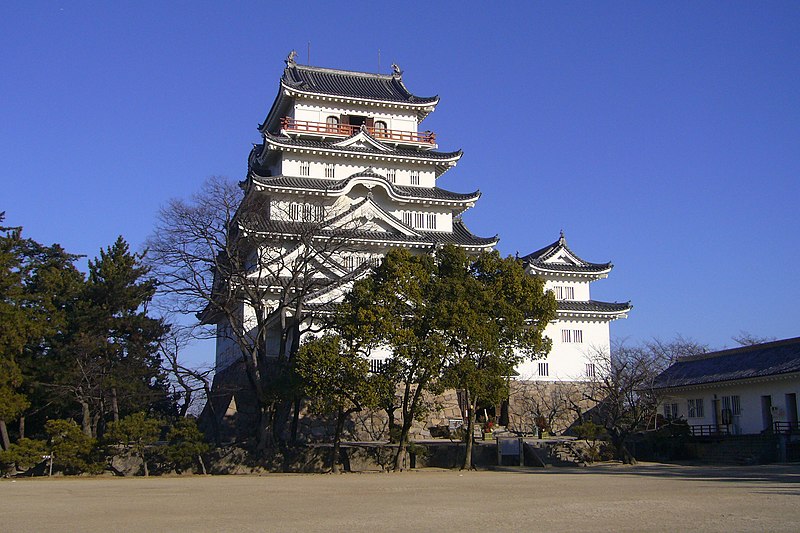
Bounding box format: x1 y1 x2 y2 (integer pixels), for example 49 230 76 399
2 463 799 532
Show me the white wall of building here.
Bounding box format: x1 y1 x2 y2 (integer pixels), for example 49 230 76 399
659 376 800 435
292 100 419 132
515 319 611 381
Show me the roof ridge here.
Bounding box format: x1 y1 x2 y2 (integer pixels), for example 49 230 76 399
677 336 800 363
289 63 396 80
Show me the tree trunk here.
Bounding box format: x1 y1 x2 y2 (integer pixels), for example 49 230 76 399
0 419 10 451
332 406 346 474
394 419 412 471
142 451 149 477
111 387 120 423
611 432 636 464
290 396 301 445
462 395 478 471
203 383 222 447
197 454 207 475
18 416 25 440
80 401 92 437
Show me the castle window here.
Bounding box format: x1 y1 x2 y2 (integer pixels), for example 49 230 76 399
374 121 388 135
388 169 396 183
324 163 335 178
289 203 301 220
402 212 412 226
538 362 549 377
554 286 574 300
562 329 583 343
414 213 425 228
300 161 310 176
326 116 339 132
410 170 420 185
585 363 596 378
426 213 437 229
663 403 679 420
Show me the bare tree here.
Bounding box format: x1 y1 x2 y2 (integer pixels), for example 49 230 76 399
733 331 776 346
147 176 365 448
584 343 664 464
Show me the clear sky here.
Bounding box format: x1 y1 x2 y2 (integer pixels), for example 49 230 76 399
2 1 799 362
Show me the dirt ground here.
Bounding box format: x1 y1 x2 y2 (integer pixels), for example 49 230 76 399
2 463 799 532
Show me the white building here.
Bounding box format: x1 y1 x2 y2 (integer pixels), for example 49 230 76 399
516 233 631 381
209 55 631 409
653 337 800 435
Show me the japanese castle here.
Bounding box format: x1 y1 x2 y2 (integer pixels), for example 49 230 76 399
212 53 631 384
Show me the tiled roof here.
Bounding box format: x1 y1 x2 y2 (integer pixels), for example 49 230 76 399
557 300 632 313
521 232 612 273
282 64 438 105
653 337 800 389
251 171 480 202
240 214 497 249
262 133 462 161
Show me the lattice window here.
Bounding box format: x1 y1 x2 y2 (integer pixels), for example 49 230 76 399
300 161 310 176
538 362 549 377
426 213 436 229
388 169 396 183
410 170 420 185
324 163 335 178
585 363 596 378
402 212 412 226
414 213 424 228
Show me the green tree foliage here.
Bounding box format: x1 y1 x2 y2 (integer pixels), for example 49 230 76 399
295 334 375 473
51 237 170 438
436 247 556 469
45 418 100 474
334 246 555 471
337 249 449 471
106 412 162 476
0 437 47 473
0 214 38 450
165 418 209 474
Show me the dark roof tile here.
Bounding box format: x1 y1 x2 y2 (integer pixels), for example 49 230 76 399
653 337 800 389
282 64 438 104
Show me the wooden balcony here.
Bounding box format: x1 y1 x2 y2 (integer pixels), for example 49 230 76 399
281 117 436 145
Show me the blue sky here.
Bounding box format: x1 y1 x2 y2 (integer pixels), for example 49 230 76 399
2 2 799 361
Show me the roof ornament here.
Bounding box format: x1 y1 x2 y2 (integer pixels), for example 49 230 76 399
391 63 403 77
286 50 298 67
559 229 566 243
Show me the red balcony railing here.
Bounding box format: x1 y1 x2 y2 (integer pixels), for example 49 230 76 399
281 117 436 144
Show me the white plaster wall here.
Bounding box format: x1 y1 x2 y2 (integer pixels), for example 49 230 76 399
543 278 591 301
515 319 611 381
659 377 800 435
293 100 418 132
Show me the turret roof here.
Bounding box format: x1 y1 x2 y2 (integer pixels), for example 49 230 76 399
521 232 612 274
281 63 439 105
557 300 632 313
250 170 480 203
239 213 497 250
261 133 462 161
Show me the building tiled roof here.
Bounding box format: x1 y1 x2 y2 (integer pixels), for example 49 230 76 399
521 232 612 273
262 134 462 161
282 64 439 105
653 337 800 389
239 214 497 249
557 300 632 313
250 171 480 203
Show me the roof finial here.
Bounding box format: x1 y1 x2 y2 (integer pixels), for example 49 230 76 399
391 63 403 77
286 50 297 67
559 229 565 242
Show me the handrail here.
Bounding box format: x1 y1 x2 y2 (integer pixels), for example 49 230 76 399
281 117 436 144
689 424 730 437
